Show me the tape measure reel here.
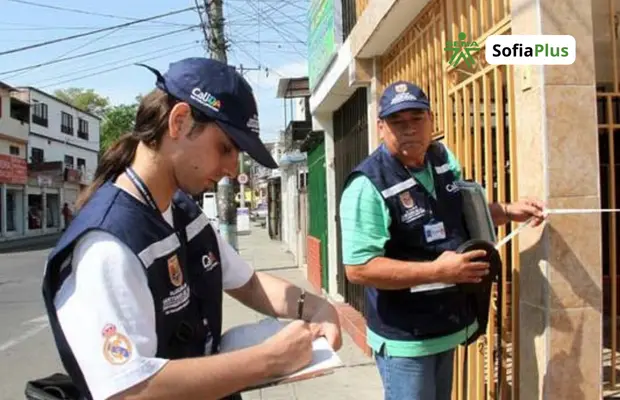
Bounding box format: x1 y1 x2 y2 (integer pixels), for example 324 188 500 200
455 239 502 293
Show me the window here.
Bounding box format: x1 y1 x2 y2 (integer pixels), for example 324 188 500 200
64 155 74 167
78 118 89 140
32 101 48 127
61 112 73 135
31 147 44 163
77 158 86 169
9 146 19 156
10 99 29 123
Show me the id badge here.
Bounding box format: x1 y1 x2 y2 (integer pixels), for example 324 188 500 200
424 221 446 243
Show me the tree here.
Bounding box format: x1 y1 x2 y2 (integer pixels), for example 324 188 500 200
100 103 138 154
54 88 110 117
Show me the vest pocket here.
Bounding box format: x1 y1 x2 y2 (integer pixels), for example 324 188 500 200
376 288 473 339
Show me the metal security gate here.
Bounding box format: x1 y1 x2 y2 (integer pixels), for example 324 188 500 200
595 0 620 394
381 1 516 398
334 87 369 315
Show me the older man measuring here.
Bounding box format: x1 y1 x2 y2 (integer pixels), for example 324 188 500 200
338 81 545 400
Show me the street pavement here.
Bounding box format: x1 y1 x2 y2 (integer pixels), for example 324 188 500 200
0 243 62 400
0 227 383 400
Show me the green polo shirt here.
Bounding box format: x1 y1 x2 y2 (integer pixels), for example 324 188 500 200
339 145 478 357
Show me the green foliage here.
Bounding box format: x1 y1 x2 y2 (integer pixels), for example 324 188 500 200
100 103 138 154
53 88 110 117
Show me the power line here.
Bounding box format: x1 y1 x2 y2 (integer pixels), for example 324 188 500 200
228 39 283 77
194 0 209 52
251 1 306 45
27 41 199 86
6 0 193 27
0 26 198 75
0 23 186 31
227 1 305 55
38 43 201 89
3 26 125 81
0 6 199 57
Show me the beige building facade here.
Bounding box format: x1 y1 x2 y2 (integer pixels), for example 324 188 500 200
308 0 615 398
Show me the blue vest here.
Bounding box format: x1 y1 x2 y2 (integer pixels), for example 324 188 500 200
41 182 225 399
348 142 475 341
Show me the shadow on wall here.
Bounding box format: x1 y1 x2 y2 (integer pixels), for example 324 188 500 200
517 223 601 400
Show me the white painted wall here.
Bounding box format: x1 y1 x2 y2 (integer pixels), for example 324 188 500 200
280 167 296 255
23 88 100 171
279 160 312 268
293 98 306 121
28 134 98 170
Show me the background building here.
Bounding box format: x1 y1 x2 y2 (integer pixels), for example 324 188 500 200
15 87 100 235
0 82 29 240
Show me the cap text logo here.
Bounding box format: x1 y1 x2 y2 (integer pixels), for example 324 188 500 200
247 114 260 134
191 88 221 112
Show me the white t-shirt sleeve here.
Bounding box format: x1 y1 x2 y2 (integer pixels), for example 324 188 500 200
213 227 254 290
54 230 168 400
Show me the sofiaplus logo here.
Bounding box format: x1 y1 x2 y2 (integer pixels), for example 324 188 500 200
485 35 576 65
444 32 480 67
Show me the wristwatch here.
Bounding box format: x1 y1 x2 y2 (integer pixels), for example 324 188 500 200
297 288 306 320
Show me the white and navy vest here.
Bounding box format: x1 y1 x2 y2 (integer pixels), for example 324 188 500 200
347 142 476 341
42 182 227 399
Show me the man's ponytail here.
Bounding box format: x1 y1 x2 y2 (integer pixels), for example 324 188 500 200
75 133 138 211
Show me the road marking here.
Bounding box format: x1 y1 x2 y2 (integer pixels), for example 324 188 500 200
0 314 49 352
26 315 49 324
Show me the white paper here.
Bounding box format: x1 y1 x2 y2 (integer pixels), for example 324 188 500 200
219 318 343 388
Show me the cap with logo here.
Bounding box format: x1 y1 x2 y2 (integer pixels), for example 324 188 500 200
378 81 431 119
137 57 278 169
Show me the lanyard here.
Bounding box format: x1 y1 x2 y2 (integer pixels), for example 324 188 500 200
125 166 189 276
125 167 159 211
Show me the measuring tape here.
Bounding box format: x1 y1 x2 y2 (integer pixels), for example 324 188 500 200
494 208 620 250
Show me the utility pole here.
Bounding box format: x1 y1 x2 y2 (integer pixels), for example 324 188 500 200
199 2 264 247
203 0 237 249
204 0 226 63
236 64 261 212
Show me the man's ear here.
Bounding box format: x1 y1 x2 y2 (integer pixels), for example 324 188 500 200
168 102 192 139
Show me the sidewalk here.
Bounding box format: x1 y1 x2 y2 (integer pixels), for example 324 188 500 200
226 227 383 400
0 232 61 254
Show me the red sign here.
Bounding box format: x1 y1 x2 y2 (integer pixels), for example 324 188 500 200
65 167 82 184
0 154 27 185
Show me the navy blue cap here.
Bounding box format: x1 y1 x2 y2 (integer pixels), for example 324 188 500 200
378 81 430 119
137 57 278 169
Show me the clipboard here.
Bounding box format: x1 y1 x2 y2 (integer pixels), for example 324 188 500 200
219 318 344 391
